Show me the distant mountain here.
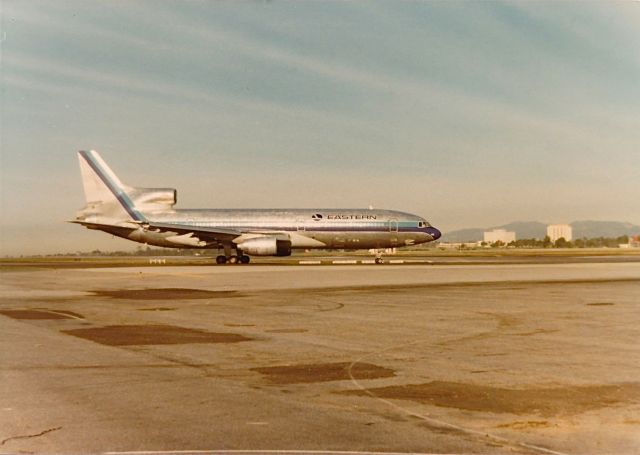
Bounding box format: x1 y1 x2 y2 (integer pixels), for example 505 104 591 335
442 221 544 242
442 220 640 242
571 221 640 238
498 221 548 239
441 228 485 243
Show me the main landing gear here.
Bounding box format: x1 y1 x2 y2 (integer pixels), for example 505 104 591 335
216 245 250 265
216 254 250 264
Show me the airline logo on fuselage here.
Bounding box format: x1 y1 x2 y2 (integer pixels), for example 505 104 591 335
312 213 378 221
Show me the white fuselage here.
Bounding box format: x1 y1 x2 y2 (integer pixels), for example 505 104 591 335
73 150 441 257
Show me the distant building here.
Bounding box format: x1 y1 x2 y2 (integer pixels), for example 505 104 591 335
547 224 572 242
483 229 516 244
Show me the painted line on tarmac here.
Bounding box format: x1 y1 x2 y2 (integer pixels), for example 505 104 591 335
8 308 86 320
297 259 434 265
43 309 84 320
105 451 460 455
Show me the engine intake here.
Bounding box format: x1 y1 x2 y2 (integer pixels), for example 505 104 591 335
129 188 177 211
237 237 292 256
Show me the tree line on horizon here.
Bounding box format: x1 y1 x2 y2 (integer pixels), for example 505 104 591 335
480 235 630 249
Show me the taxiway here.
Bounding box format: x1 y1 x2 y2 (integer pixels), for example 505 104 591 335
1 261 639 454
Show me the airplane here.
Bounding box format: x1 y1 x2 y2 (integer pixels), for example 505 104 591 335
71 150 441 264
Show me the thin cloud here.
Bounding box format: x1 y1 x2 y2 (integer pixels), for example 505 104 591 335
3 50 377 135
1 2 639 255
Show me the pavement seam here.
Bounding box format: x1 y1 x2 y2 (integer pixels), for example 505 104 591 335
0 426 62 447
346 341 570 455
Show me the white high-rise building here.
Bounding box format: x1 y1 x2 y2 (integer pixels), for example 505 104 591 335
484 229 516 244
547 224 572 242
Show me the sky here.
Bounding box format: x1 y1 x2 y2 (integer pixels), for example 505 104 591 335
1 1 639 255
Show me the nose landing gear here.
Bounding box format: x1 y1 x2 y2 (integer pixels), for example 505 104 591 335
372 249 385 264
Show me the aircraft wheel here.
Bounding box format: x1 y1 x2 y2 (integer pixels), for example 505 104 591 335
240 255 250 264
228 255 239 264
375 257 384 264
216 255 227 264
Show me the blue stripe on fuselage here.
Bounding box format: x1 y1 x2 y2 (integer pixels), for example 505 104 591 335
79 151 145 222
156 221 426 233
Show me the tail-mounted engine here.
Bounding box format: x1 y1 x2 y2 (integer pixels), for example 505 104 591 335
128 188 177 212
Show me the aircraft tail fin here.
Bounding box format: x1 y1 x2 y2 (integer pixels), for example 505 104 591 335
77 150 146 222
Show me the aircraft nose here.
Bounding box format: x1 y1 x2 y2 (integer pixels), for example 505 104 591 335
426 226 441 240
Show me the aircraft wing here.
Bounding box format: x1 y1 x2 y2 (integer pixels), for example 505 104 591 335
139 221 242 243
71 220 242 246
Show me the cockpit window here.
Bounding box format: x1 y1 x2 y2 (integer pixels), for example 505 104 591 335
418 221 431 228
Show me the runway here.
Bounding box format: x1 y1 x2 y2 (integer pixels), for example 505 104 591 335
1 262 639 454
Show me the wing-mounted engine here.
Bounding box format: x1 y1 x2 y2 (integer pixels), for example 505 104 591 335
128 187 177 212
236 236 292 256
